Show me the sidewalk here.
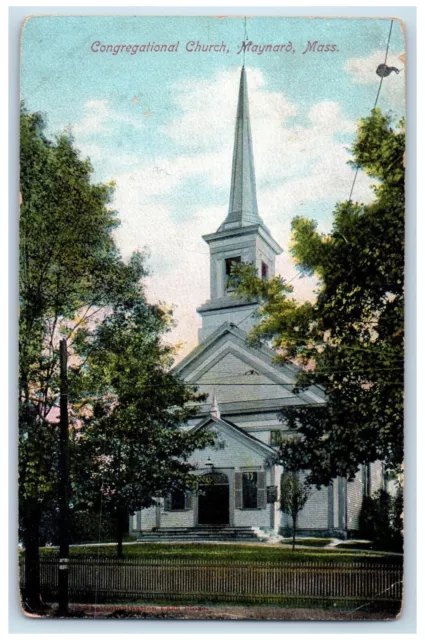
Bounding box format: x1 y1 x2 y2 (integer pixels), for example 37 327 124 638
51 603 398 621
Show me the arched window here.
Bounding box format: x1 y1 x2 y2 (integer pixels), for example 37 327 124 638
200 472 229 485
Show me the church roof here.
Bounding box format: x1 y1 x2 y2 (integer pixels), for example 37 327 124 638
217 67 265 233
174 321 326 415
190 414 276 458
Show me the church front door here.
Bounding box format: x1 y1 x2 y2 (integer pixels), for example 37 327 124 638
197 472 229 525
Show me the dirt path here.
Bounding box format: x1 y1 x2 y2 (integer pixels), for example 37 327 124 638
56 603 397 621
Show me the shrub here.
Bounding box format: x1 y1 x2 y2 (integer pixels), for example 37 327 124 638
30 508 123 546
358 488 403 552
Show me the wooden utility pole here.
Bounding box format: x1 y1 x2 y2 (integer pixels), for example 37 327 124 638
58 338 69 616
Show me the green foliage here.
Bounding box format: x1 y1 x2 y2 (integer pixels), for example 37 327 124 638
280 538 333 548
34 507 119 546
19 107 212 573
19 107 142 513
280 473 312 520
231 109 404 485
359 488 403 552
70 294 213 542
280 472 311 549
19 107 153 604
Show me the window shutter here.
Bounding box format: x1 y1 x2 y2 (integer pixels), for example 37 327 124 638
234 472 243 509
257 471 266 509
185 491 193 510
164 494 172 511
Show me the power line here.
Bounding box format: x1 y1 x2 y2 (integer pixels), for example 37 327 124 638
186 369 403 385
185 381 403 387
235 309 257 328
348 19 394 202
190 356 403 383
243 17 248 66
374 19 394 109
285 269 308 286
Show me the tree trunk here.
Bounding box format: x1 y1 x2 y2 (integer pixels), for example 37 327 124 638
116 507 124 559
292 513 297 551
22 506 43 611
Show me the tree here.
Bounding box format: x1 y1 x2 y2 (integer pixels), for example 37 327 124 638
231 109 404 486
70 296 213 558
280 471 311 550
19 107 135 609
359 486 403 552
19 108 208 604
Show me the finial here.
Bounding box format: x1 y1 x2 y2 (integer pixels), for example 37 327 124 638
210 393 221 419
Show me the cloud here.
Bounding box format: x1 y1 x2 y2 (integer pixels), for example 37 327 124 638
73 100 112 135
162 68 357 190
112 176 224 356
73 99 145 137
253 136 378 312
108 67 378 360
162 67 297 151
161 67 300 187
344 50 405 109
260 143 375 230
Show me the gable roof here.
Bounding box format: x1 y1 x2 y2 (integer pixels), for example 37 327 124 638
191 414 276 458
175 321 326 409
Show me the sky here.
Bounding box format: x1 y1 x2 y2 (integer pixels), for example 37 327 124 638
21 16 405 359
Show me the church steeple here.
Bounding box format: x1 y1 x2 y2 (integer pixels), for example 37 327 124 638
197 67 283 343
219 66 261 232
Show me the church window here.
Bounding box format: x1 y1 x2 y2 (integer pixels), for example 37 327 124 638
242 471 258 508
170 489 186 510
270 430 282 446
225 256 241 290
164 488 193 511
261 261 269 281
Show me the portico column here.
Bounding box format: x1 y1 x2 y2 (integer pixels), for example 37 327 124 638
270 465 275 530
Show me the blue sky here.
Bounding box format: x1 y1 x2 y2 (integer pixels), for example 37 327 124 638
21 16 405 357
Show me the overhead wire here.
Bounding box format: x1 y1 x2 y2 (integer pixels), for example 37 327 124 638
348 19 395 202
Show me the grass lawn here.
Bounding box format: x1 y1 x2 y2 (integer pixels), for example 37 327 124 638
280 538 333 548
334 540 403 553
39 542 402 564
335 541 376 551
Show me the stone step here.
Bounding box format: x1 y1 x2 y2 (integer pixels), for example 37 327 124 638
135 525 268 542
137 538 261 543
141 533 258 540
164 525 254 529
139 527 255 535
140 533 258 540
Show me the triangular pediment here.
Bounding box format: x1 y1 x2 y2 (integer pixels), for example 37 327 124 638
191 415 275 459
175 322 326 411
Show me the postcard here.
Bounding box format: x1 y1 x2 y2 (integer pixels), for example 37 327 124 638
19 15 405 620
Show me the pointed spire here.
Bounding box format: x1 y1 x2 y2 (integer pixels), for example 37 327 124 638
218 67 263 232
210 393 221 419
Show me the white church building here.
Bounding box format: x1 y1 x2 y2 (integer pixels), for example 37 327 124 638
132 67 384 541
